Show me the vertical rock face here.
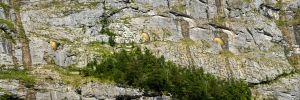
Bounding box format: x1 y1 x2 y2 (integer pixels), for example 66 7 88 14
0 0 22 66
0 0 298 99
0 36 13 65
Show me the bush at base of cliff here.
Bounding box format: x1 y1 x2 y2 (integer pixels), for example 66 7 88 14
82 47 251 100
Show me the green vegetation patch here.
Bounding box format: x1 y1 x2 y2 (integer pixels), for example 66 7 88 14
0 2 9 12
81 47 252 100
99 28 117 47
275 19 287 26
79 24 86 33
221 50 234 57
100 28 116 36
172 5 186 13
100 17 110 26
277 8 300 26
275 0 284 8
87 2 99 9
87 41 111 54
4 33 16 43
58 38 73 44
291 8 300 25
180 38 196 45
120 17 131 24
0 93 21 100
131 0 135 3
0 65 35 86
212 17 226 25
17 24 30 42
243 0 251 4
0 19 15 30
43 65 107 88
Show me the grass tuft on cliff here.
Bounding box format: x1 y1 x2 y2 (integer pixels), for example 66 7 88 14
43 64 112 88
0 19 15 30
0 65 35 85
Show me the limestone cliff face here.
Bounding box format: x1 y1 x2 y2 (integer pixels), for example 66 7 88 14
0 0 300 99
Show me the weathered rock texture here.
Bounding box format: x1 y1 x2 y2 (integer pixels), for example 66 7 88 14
254 74 300 100
0 0 299 99
0 68 168 100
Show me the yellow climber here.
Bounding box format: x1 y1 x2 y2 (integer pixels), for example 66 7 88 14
213 38 224 47
141 33 150 41
48 40 60 51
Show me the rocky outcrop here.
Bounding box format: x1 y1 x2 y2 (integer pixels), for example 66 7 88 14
0 68 170 100
254 74 300 100
0 0 298 99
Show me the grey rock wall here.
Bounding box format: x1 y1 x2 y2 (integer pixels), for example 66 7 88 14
0 0 298 99
255 74 300 100
19 0 300 96
20 0 296 83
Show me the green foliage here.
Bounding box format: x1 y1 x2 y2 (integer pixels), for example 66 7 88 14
0 93 21 100
108 36 116 47
275 20 287 26
123 20 130 24
212 17 226 25
243 0 251 4
79 24 86 33
277 8 300 26
275 0 283 8
82 47 252 99
110 8 122 13
181 38 195 45
88 41 102 46
0 2 19 16
0 66 35 86
0 2 9 12
87 2 99 9
120 17 131 24
43 64 104 88
221 50 234 57
100 28 116 36
0 19 15 30
51 0 60 6
4 33 16 43
280 72 289 77
87 41 111 54
100 17 110 26
18 33 29 42
11 5 20 11
172 5 186 12
291 8 300 25
99 28 117 47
